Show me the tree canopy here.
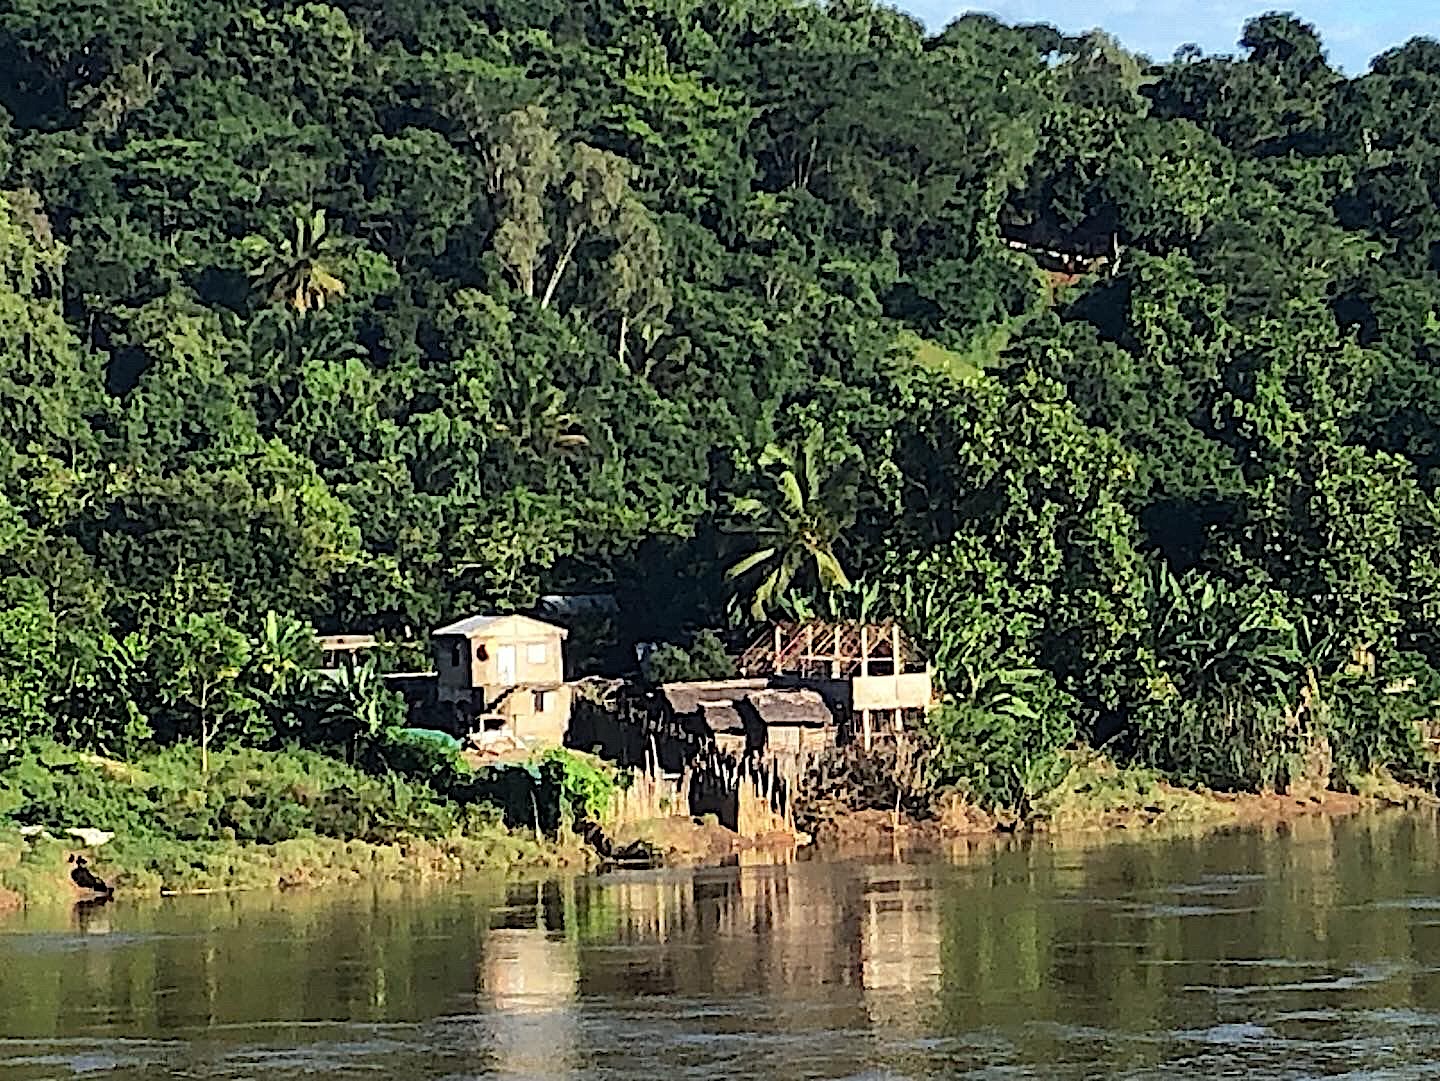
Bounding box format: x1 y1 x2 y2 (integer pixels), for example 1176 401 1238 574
3 1 1440 794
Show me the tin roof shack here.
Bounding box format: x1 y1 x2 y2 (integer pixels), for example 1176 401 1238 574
660 679 768 758
742 688 834 769
433 614 571 747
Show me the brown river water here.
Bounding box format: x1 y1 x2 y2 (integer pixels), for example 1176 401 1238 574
4 812 1440 1079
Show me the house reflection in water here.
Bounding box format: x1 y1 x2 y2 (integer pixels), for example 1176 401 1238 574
857 867 941 1031
476 881 580 1079
464 863 944 1065
565 858 942 1036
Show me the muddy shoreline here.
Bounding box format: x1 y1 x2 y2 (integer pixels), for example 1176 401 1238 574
6 776 1434 912
807 784 1435 857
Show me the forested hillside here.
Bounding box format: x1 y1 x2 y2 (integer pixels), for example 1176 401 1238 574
3 0 1440 798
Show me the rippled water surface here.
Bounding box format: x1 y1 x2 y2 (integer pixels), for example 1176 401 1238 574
6 813 1440 1079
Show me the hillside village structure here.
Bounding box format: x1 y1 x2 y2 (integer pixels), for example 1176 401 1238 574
323 613 937 768
432 613 572 746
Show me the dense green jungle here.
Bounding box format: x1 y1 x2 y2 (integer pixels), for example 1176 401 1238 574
3 0 1440 847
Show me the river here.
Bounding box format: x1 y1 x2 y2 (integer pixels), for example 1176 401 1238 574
3 812 1440 1079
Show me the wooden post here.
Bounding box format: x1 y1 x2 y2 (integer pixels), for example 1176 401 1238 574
858 624 870 752
773 623 782 672
863 709 873 752
891 623 902 673
831 624 842 679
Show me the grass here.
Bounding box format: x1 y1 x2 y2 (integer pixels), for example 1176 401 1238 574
0 742 598 908
893 327 1006 381
1 830 589 906
1028 753 1247 831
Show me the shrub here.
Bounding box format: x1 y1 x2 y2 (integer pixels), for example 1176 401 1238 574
1321 652 1435 786
0 743 471 845
926 669 1078 812
793 734 937 830
643 630 737 684
1127 691 1304 792
461 749 619 833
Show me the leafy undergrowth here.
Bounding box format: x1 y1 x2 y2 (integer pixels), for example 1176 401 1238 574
0 742 594 906
1028 754 1250 830
1345 769 1437 807
1 743 491 845
1028 753 1430 832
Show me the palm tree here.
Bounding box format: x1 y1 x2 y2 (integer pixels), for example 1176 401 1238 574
724 427 857 620
245 209 347 314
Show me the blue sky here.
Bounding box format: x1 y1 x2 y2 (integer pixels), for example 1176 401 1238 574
901 1 1438 73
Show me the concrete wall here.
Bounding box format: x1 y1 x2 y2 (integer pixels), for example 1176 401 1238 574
497 683 572 746
471 628 565 688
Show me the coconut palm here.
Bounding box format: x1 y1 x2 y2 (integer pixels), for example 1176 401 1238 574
724 427 857 621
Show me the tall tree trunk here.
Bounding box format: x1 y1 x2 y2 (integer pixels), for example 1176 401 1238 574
540 227 582 309
200 683 211 776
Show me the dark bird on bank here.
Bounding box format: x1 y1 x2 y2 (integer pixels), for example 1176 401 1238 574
68 854 114 898
577 818 653 867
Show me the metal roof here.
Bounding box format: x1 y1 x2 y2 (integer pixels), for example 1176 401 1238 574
659 680 834 734
431 613 569 639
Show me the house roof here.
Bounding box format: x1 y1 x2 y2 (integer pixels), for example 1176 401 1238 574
659 680 834 734
537 593 619 616
316 634 378 652
745 688 833 728
432 613 569 639
661 680 767 714
661 679 766 736
738 620 927 678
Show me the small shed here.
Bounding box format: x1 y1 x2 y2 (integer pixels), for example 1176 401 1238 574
659 679 837 761
661 679 766 757
432 614 571 745
315 633 378 676
743 688 834 760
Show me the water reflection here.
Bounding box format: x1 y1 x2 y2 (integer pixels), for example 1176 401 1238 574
1 811 1440 1079
477 883 580 1079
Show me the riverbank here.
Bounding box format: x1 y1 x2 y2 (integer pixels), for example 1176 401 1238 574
807 756 1437 853
5 742 1434 911
0 741 605 910
0 827 592 910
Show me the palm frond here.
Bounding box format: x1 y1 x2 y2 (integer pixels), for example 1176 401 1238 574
776 467 804 517
812 546 851 591
726 546 777 581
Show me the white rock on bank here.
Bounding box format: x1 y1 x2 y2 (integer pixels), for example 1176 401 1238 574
64 828 115 848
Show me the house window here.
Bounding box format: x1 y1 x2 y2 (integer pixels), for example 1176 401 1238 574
450 643 462 667
526 642 547 665
533 690 548 713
